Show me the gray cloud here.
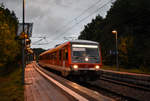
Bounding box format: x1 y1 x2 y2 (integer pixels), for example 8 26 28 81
1 0 111 49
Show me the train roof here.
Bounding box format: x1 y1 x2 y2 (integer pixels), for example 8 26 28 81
39 40 99 56
69 40 99 45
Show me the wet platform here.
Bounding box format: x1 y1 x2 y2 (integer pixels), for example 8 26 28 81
24 62 114 101
24 64 74 101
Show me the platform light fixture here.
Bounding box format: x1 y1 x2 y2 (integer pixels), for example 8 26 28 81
112 30 119 71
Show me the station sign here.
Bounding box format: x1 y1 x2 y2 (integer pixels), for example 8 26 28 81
17 23 33 37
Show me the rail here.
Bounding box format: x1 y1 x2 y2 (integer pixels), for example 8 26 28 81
86 69 150 101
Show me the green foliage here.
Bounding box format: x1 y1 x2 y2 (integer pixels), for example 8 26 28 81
0 5 23 101
78 0 150 69
0 5 21 73
0 67 24 101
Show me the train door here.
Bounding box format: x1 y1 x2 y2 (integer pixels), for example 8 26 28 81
58 49 62 66
56 51 59 66
61 47 69 77
62 48 66 67
62 47 68 67
65 47 69 67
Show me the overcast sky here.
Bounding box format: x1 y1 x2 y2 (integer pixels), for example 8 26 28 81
1 0 113 49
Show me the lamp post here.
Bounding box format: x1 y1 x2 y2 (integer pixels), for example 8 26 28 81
22 0 25 84
112 30 119 71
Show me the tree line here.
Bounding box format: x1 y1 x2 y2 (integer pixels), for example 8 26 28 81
78 0 150 70
0 4 21 74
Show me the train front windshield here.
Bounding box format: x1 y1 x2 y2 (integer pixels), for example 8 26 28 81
71 44 101 63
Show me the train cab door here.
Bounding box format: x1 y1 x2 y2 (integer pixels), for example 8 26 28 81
62 47 69 67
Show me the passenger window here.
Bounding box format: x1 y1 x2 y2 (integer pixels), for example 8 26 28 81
66 52 68 60
65 48 68 60
59 50 61 60
63 49 66 60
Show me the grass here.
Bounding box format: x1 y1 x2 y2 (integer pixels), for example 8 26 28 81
0 67 24 101
102 65 150 75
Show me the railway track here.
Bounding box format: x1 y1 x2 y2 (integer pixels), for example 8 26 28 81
78 81 135 101
74 70 150 101
34 62 115 101
100 74 150 92
36 62 150 101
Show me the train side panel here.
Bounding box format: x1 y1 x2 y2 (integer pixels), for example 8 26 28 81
38 40 102 78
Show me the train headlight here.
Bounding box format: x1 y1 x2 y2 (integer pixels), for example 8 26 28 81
85 57 89 61
95 65 100 69
73 65 78 70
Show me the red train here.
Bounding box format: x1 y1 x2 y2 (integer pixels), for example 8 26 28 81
38 40 102 80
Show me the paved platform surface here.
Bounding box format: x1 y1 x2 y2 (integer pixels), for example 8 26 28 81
24 63 73 101
24 62 114 101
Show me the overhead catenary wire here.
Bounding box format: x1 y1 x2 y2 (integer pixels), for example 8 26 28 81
32 0 114 47
31 37 49 45
54 0 102 34
31 34 50 45
48 0 114 46
31 38 49 45
32 0 105 46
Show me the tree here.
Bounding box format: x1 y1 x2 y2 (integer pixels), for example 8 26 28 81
0 5 21 73
78 0 150 69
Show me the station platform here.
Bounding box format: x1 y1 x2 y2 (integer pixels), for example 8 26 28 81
24 64 74 101
24 62 114 101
